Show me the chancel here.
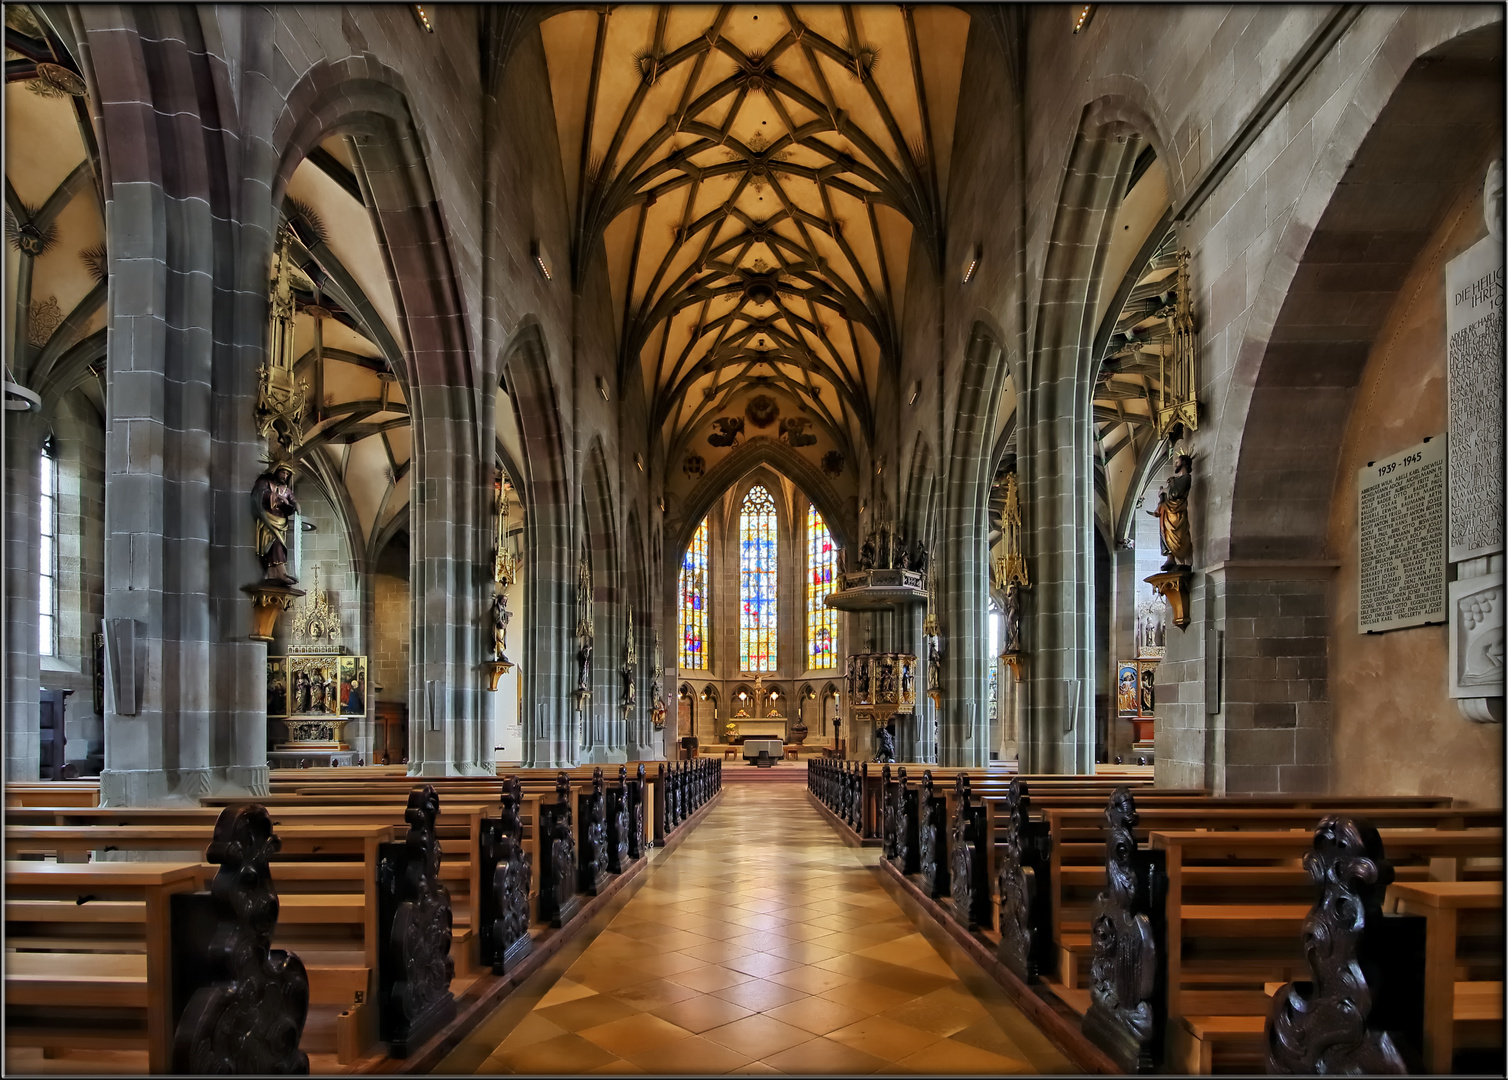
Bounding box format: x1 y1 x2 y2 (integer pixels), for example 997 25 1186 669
3 2 1503 1075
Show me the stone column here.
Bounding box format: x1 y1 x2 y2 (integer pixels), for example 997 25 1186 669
4 412 45 781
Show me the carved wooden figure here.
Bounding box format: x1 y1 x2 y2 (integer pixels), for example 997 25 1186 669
482 776 533 975
881 766 896 858
606 766 631 873
1266 816 1410 1075
948 774 991 931
171 804 309 1074
917 770 950 899
1083 787 1166 1073
628 763 647 858
376 785 456 1057
996 777 1052 982
541 772 580 928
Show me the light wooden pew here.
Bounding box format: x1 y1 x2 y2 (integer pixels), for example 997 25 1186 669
5 780 101 807
1387 880 1504 1073
5 860 201 1073
1152 828 1503 1074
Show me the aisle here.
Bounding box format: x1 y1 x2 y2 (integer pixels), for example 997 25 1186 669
440 785 1073 1074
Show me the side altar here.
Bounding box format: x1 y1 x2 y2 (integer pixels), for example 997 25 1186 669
265 569 368 767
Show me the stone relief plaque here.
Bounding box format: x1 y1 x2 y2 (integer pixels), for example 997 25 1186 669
1448 572 1505 700
1445 235 1504 563
1357 436 1447 634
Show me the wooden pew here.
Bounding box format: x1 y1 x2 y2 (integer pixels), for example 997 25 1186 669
5 860 201 1073
5 780 101 807
1387 880 1504 1073
1148 826 1502 1074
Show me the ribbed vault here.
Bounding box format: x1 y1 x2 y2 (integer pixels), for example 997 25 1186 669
540 3 970 461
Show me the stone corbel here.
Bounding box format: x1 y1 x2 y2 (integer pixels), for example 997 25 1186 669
483 658 513 693
1000 651 1025 683
1144 570 1192 630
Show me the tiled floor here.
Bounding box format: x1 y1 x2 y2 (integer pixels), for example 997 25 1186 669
438 784 1074 1074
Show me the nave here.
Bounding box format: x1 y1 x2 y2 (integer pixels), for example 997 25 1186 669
439 781 1072 1075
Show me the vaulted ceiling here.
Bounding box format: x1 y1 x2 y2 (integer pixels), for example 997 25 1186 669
539 3 971 462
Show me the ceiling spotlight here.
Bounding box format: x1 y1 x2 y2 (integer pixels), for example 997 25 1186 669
962 245 981 284
1072 5 1094 34
413 5 435 33
530 240 551 281
597 376 610 402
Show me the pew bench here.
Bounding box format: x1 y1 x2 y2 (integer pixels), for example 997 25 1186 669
1388 880 1505 1073
1155 828 1503 1074
5 860 201 1073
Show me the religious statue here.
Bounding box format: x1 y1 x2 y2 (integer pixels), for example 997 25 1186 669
577 640 593 693
294 670 311 713
875 725 896 764
900 659 915 697
927 638 942 693
252 462 300 583
859 535 875 570
310 674 325 713
911 541 928 575
836 546 847 577
650 633 666 729
491 591 511 660
1003 583 1023 655
1148 453 1194 570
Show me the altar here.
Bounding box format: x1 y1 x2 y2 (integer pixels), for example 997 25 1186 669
729 718 787 740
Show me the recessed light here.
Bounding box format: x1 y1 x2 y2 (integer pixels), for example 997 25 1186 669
413 4 434 32
596 376 609 402
1072 5 1094 34
962 244 981 284
531 240 552 281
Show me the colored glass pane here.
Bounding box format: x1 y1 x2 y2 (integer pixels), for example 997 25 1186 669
39 448 56 657
806 504 838 669
739 485 777 672
679 516 709 669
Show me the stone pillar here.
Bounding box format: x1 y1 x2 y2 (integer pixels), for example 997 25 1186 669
4 413 45 781
407 385 487 776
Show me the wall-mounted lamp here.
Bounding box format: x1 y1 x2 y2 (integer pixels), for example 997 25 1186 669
1072 5 1094 34
700 690 708 701
876 459 884 476
530 239 551 281
634 453 644 472
596 376 609 402
908 380 921 406
659 496 667 513
962 244 981 284
412 4 435 32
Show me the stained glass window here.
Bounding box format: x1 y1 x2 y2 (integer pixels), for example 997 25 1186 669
739 485 777 672
679 516 709 669
806 505 838 669
39 447 57 657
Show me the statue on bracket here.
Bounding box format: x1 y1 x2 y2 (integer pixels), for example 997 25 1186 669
1148 452 1194 571
575 552 594 698
491 592 511 661
252 459 301 584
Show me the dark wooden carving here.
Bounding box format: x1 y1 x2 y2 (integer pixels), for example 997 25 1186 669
948 774 991 931
377 785 457 1057
996 777 1052 982
916 770 950 899
894 767 918 874
578 768 610 895
606 766 631 874
1266 816 1412 1075
171 805 309 1074
881 766 896 858
481 776 532 974
628 763 647 857
540 772 580 928
1083 787 1166 1074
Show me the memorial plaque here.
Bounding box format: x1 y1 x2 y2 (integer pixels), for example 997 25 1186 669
1445 235 1504 562
1358 437 1447 634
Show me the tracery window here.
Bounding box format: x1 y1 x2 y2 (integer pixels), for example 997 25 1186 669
806 505 838 669
39 446 57 657
679 516 709 669
739 485 777 672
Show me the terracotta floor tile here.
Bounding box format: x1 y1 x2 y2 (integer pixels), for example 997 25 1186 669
947 1017 1028 1059
487 1032 621 1074
825 1015 943 1062
589 1060 645 1073
723 951 804 978
623 1034 753 1073
895 1037 1036 1074
730 1061 782 1074
535 978 598 1009
879 989 988 1037
491 1011 567 1052
663 964 757 993
607 976 702 1012
817 980 923 1014
681 940 758 964
710 977 811 1012
765 963 854 995
535 993 641 1033
649 994 755 1034
578 1013 694 1057
763 996 870 1036
761 1035 890 1074
700 1013 815 1057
